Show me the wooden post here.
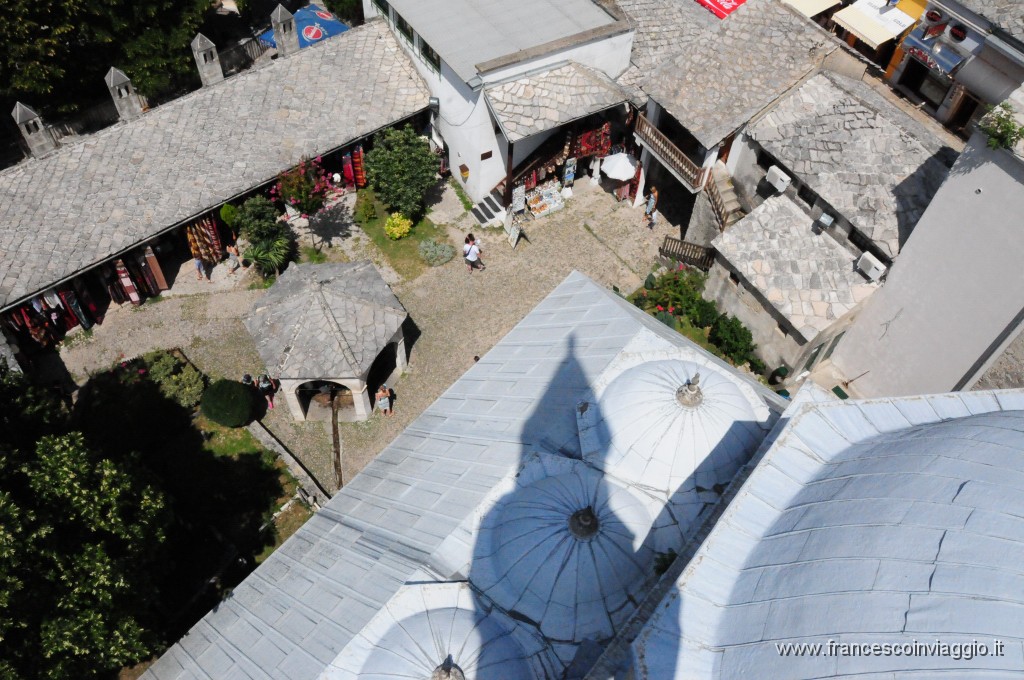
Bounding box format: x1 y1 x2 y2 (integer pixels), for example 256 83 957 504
503 140 515 208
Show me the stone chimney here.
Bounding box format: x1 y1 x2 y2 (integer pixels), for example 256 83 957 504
105 67 144 121
271 4 300 58
191 33 224 87
11 102 58 158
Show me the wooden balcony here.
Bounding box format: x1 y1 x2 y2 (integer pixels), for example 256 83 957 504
635 114 705 191
659 236 715 271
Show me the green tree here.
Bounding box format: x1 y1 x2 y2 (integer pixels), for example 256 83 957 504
710 315 757 365
0 0 209 114
322 0 364 25
0 362 171 679
365 126 439 221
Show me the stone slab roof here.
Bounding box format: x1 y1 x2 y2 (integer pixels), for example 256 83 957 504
614 0 717 89
748 73 952 258
713 195 877 342
244 262 406 381
957 0 1024 42
143 271 786 680
0 19 429 311
485 63 632 143
641 0 834 148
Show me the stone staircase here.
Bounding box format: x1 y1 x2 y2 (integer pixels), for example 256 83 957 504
470 189 507 227
708 161 745 229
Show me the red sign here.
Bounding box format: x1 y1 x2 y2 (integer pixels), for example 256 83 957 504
694 0 748 19
315 9 334 19
303 24 325 41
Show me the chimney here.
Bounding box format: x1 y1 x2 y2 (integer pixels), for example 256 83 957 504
11 102 58 158
271 4 300 57
191 33 224 87
105 67 144 121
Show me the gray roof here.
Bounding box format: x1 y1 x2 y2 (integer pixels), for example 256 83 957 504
614 0 717 89
713 195 877 342
0 20 429 311
633 388 1024 678
486 63 632 143
386 0 618 83
642 0 834 148
104 67 131 88
10 102 39 125
956 0 1024 42
748 73 952 258
144 271 785 679
244 262 407 381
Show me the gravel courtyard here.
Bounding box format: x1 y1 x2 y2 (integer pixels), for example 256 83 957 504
59 179 674 490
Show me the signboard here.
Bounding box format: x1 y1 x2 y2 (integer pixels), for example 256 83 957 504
693 0 749 19
511 184 526 213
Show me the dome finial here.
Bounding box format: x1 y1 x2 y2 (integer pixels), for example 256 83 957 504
431 656 465 680
568 505 600 539
676 372 703 407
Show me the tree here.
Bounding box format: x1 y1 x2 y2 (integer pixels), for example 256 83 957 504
709 315 757 366
0 0 209 114
365 126 439 221
0 362 171 679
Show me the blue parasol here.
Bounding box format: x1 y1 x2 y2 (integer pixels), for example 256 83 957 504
259 4 349 49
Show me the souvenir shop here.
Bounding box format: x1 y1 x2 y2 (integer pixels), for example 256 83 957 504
506 107 640 226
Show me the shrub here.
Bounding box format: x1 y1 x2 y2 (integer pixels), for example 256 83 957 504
219 203 238 231
245 234 294 277
688 297 720 329
354 190 378 223
141 351 205 408
365 126 439 220
644 273 657 290
236 196 287 245
748 356 767 375
272 156 330 215
980 102 1024 150
384 213 413 240
419 238 455 266
200 379 254 427
655 310 676 328
710 315 757 365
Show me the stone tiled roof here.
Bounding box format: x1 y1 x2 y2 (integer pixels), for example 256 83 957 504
642 0 834 148
614 0 717 89
956 0 1024 42
486 63 632 143
713 195 877 341
0 19 429 311
243 262 406 380
748 73 951 258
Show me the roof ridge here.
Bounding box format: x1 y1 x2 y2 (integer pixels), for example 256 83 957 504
314 283 360 374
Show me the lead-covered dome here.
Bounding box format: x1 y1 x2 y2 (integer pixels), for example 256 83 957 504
471 464 655 643
586 359 768 497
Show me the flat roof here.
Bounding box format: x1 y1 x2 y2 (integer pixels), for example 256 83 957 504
0 19 429 311
386 0 618 83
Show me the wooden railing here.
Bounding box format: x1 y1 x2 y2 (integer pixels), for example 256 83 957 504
659 236 715 271
705 172 729 230
635 114 702 189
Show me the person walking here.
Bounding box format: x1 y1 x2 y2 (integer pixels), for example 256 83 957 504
376 384 393 417
257 373 278 410
642 186 659 229
463 235 484 273
226 243 242 275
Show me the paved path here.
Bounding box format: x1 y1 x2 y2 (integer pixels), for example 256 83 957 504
58 180 671 490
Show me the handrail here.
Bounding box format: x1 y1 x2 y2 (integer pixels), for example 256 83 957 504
659 236 715 271
635 114 702 188
705 172 728 230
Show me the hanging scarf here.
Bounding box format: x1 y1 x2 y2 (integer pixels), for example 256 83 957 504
115 260 141 305
203 217 223 260
144 246 169 291
353 145 367 188
59 288 91 330
342 153 355 187
73 277 103 324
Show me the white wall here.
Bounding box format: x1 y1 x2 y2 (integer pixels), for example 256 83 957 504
831 133 1024 396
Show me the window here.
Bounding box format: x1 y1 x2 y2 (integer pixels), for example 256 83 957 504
823 332 845 361
729 271 740 286
372 0 389 17
802 343 825 371
420 40 441 71
480 150 492 161
394 12 413 42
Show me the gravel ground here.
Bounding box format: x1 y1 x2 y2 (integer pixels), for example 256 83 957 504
57 181 671 492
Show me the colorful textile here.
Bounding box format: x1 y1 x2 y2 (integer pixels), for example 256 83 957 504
353 145 367 188
342 153 355 187
186 217 222 264
59 288 92 330
115 260 141 306
133 254 160 296
144 246 169 291
73 278 103 324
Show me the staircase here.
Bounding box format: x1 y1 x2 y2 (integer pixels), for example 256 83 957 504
470 189 507 227
707 161 745 230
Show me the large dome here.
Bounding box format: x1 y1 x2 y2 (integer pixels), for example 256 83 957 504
471 464 655 643
587 359 767 496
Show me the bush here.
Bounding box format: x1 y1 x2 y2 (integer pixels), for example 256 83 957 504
219 203 238 231
354 190 378 223
245 234 294 278
236 196 287 245
980 102 1024 150
384 213 413 240
365 126 439 220
271 156 330 215
419 238 455 266
655 310 676 328
688 297 720 329
200 379 254 427
710 315 757 365
141 351 205 408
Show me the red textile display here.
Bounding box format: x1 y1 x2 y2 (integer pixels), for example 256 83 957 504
115 259 142 306
353 145 367 188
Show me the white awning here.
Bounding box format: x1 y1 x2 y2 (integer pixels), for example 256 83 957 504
832 0 914 50
783 0 840 18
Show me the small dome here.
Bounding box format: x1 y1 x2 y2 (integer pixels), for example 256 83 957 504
588 360 765 496
472 466 654 642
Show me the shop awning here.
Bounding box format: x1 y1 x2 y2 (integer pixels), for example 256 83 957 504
901 31 967 74
693 0 749 19
832 0 914 50
782 0 840 18
895 0 926 20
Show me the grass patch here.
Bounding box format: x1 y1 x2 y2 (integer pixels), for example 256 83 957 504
59 327 94 350
300 245 328 264
248 274 276 290
356 190 448 280
255 501 313 564
448 176 474 212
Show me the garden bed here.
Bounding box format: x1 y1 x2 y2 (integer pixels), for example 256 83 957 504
354 189 448 280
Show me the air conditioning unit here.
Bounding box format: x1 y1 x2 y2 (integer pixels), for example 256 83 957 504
766 165 792 193
857 251 887 281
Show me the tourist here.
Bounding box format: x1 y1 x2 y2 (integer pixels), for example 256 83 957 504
226 243 242 275
257 373 278 410
194 257 207 282
376 384 393 417
642 186 659 229
463 235 484 273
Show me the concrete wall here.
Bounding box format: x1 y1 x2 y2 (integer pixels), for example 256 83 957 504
831 132 1024 396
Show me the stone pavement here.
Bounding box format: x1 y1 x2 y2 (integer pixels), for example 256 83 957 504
58 180 670 491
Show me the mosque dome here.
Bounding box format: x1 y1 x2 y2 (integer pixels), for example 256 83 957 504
587 359 768 496
471 464 655 643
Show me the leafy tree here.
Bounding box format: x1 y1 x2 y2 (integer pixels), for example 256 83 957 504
0 0 209 114
0 362 171 679
365 126 439 220
710 315 757 365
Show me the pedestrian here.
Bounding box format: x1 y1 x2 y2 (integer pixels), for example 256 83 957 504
194 257 208 282
257 373 278 410
463 235 484 273
226 243 242 275
376 384 393 417
642 186 659 229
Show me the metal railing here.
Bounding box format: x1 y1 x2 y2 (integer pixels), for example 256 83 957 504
635 114 703 189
